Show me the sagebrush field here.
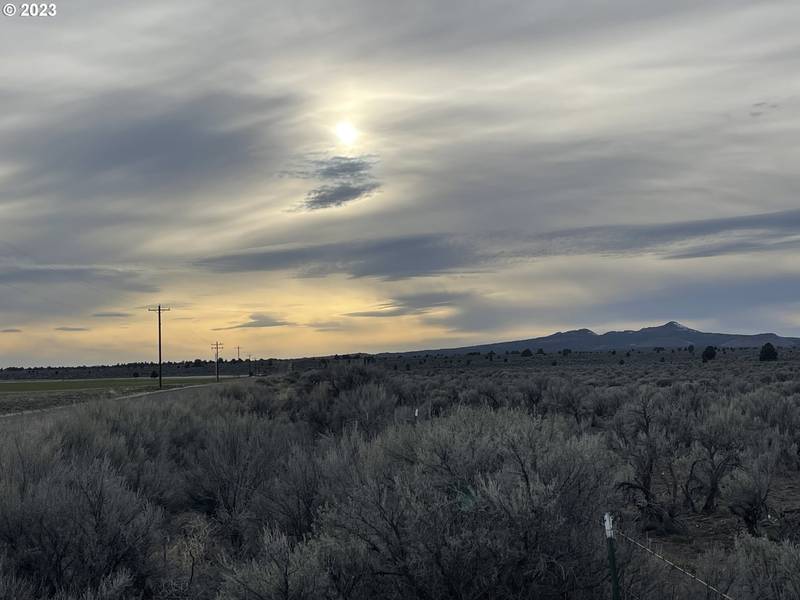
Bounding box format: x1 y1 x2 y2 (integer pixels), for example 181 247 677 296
1 348 799 599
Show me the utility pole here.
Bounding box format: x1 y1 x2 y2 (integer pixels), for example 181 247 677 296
236 345 241 360
212 341 224 382
147 304 170 389
604 513 621 600
247 353 252 377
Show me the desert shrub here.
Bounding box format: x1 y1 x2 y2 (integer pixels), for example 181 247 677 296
261 444 324 539
154 513 217 599
515 377 549 413
725 451 776 536
183 415 295 553
0 563 37 600
51 570 134 600
0 450 162 597
544 377 590 425
728 536 800 599
613 395 685 533
216 528 325 600
683 405 746 513
332 383 398 436
760 343 779 362
319 408 621 599
2 355 799 598
676 545 738 599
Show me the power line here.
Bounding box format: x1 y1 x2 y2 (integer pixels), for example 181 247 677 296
147 304 170 388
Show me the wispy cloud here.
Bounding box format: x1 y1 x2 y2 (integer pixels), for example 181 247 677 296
92 312 133 318
306 320 347 332
212 313 292 331
1 91 296 207
1 328 22 333
0 265 157 291
345 292 466 318
518 209 800 261
197 234 487 280
54 326 90 332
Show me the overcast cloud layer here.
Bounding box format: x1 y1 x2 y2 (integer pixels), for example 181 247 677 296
2 0 800 365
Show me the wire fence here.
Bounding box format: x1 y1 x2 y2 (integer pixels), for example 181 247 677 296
614 526 736 600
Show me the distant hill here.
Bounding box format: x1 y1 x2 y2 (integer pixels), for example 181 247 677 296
400 321 800 355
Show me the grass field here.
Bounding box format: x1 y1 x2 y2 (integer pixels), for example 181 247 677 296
0 376 242 416
0 376 237 394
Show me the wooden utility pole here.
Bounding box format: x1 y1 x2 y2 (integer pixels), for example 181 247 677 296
212 341 224 382
148 304 170 388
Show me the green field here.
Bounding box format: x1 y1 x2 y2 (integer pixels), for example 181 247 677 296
0 376 236 394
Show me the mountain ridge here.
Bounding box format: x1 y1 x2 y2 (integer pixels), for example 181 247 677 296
395 321 800 355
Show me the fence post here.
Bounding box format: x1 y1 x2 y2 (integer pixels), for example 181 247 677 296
605 512 622 600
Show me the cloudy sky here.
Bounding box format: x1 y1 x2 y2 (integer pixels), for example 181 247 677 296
2 0 800 365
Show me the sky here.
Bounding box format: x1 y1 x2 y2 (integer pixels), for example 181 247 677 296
2 0 800 366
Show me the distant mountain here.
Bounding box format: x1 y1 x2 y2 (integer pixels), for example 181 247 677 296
402 321 800 355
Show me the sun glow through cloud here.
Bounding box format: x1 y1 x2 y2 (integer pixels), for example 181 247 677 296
335 121 359 145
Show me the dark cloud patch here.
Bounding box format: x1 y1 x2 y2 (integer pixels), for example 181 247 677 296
420 295 538 333
518 209 800 260
304 181 381 210
0 265 158 322
197 234 488 280
92 312 133 318
345 292 467 317
1 329 22 333
666 238 800 260
213 313 291 331
0 265 157 292
287 154 382 210
592 275 800 326
0 91 296 207
54 327 90 332
289 155 378 180
199 208 800 284
344 304 406 318
342 290 542 334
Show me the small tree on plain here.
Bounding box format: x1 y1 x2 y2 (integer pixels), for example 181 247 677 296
702 346 717 363
759 343 778 362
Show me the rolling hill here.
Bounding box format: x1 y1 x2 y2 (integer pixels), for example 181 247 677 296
405 321 800 355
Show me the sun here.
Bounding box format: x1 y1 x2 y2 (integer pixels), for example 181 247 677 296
335 121 359 145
